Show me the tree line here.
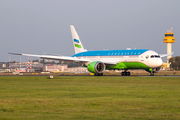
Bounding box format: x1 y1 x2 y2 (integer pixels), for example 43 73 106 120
169 56 180 70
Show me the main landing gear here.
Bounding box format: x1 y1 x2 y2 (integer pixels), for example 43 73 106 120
149 71 154 76
121 70 130 76
94 73 103 76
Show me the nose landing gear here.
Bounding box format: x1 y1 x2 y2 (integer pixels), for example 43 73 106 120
149 71 154 76
121 70 130 76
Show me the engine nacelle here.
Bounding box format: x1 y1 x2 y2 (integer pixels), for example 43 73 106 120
87 61 105 73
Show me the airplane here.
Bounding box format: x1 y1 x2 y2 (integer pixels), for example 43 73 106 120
8 25 173 76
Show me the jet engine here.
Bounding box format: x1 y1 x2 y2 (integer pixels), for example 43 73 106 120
87 61 105 74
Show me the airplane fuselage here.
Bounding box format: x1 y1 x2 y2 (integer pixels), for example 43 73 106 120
72 49 163 71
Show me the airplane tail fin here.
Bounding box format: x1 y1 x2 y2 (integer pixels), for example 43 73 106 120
70 25 86 54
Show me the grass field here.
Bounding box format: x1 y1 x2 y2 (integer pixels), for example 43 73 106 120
0 76 180 119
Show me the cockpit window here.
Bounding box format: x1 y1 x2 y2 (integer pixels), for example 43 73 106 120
150 55 160 58
151 55 154 58
155 55 160 58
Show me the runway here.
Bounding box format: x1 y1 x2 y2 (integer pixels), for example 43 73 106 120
0 75 180 77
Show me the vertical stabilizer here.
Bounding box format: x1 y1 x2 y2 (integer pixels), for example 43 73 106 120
70 25 86 54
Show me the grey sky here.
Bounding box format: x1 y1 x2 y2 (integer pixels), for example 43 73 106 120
0 0 180 62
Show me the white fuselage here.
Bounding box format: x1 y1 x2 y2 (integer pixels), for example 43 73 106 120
75 50 163 69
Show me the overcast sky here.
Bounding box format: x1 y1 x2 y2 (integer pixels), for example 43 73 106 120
0 0 180 62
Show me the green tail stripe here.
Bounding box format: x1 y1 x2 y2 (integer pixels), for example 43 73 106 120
75 44 82 48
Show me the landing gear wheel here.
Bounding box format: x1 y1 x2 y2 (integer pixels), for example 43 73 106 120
127 72 130 76
121 71 130 76
99 73 103 76
121 72 124 76
149 71 154 76
94 73 103 76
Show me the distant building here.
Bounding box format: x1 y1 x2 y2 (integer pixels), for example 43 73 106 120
0 62 69 72
45 64 68 72
0 62 9 72
0 61 88 73
67 67 88 73
9 62 44 72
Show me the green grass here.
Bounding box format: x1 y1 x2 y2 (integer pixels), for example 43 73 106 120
0 76 180 120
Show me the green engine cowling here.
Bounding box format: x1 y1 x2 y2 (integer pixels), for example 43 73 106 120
87 61 105 73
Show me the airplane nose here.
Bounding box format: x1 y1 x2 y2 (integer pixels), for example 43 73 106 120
156 59 163 67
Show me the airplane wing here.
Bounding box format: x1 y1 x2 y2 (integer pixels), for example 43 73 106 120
7 52 90 63
159 52 174 58
7 52 117 65
43 52 63 56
